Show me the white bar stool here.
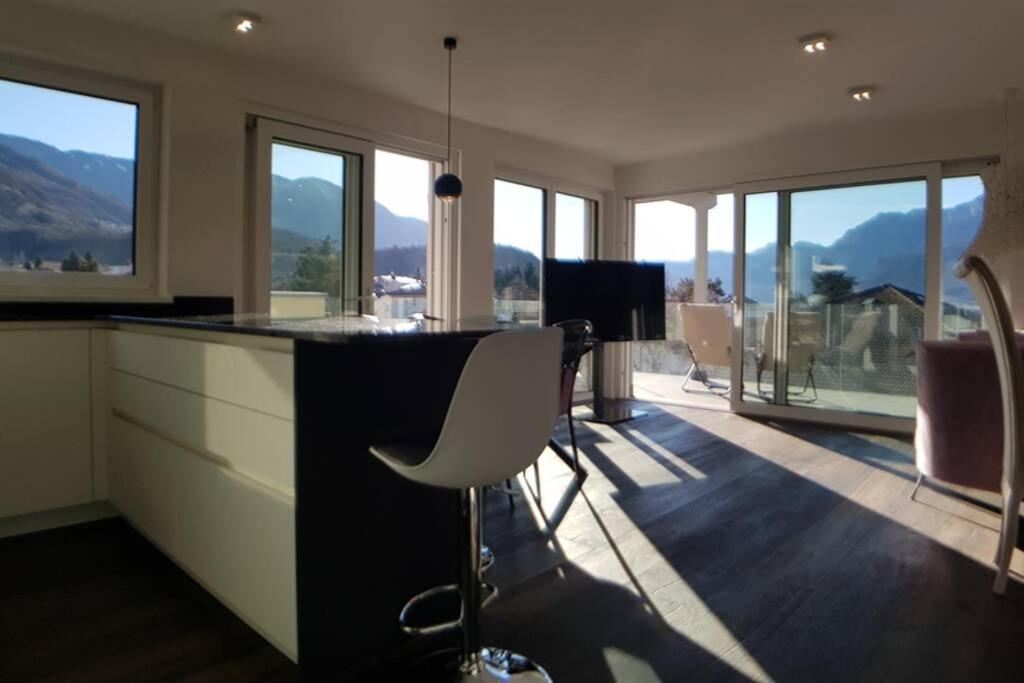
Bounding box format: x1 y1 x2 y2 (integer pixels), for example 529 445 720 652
370 327 563 682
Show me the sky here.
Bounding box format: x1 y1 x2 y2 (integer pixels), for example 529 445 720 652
0 78 138 158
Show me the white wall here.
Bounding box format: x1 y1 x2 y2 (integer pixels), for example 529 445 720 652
0 2 615 319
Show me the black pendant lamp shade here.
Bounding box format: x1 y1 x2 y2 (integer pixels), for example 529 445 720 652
435 36 462 202
434 172 463 200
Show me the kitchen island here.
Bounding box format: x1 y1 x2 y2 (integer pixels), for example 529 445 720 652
103 314 502 681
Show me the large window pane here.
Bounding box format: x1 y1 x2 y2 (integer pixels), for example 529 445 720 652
941 175 985 338
632 200 696 397
493 179 544 324
374 150 431 319
270 142 346 317
554 193 595 261
0 78 138 275
787 180 926 418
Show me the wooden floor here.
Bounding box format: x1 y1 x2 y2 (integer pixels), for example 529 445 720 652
3 402 1023 682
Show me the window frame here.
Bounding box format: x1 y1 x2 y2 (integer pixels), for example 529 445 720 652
246 115 453 319
492 168 602 397
0 57 163 300
730 162 942 433
492 167 603 314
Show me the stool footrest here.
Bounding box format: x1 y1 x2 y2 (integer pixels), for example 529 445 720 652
399 580 501 635
399 584 461 636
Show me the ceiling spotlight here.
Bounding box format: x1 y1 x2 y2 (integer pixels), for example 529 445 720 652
850 86 876 102
234 13 260 33
799 34 831 53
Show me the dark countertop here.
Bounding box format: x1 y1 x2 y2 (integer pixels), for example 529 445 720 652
108 312 513 343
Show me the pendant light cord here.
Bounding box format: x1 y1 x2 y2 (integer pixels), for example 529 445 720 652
447 45 453 169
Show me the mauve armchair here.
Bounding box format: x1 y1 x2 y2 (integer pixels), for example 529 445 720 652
914 337 1020 495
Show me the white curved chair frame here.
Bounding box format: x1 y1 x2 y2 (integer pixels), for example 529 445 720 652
956 255 1024 594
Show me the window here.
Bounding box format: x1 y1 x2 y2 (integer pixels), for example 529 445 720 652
252 119 371 318
554 193 596 261
0 63 159 295
737 168 936 421
493 179 545 324
373 150 435 319
941 175 985 338
632 201 696 388
629 191 732 401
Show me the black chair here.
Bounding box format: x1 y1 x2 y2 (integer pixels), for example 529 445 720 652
540 319 594 490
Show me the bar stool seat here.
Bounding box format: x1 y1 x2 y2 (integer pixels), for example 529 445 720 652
370 327 563 682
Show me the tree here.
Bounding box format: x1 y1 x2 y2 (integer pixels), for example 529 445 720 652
285 236 341 297
811 270 857 301
81 252 100 273
60 250 102 273
61 251 81 272
666 277 729 303
23 260 32 271
33 257 42 270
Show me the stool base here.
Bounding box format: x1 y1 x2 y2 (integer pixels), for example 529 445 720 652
414 646 551 682
463 648 551 682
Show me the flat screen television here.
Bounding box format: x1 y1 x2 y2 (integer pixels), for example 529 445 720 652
542 259 666 342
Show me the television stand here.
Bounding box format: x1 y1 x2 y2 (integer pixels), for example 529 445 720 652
576 343 647 424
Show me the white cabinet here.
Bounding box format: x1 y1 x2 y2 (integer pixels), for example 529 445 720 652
0 329 93 518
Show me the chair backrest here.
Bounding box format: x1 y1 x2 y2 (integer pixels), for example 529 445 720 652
840 310 881 353
680 304 731 367
412 327 564 489
788 311 820 371
760 311 819 372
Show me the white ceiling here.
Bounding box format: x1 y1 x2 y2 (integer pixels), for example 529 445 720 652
30 0 1024 164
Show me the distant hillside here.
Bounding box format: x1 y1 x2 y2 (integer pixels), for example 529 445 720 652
271 174 428 247
0 142 133 265
0 133 135 205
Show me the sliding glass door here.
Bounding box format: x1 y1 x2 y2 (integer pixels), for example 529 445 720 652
735 165 944 422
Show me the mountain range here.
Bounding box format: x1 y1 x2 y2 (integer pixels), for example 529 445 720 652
0 138 134 266
0 132 986 303
658 195 983 303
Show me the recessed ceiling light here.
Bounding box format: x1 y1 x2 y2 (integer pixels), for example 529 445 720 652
799 34 831 53
849 86 876 102
234 13 260 34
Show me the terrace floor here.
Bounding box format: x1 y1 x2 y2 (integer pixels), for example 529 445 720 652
633 370 916 418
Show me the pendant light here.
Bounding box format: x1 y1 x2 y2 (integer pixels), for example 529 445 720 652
434 36 463 202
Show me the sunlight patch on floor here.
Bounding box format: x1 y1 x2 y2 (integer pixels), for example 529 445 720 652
623 427 707 481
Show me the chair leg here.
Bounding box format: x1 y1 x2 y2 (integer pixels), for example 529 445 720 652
993 484 1020 594
534 462 541 502
505 479 514 512
681 363 697 392
456 489 551 679
567 411 582 489
910 473 924 501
